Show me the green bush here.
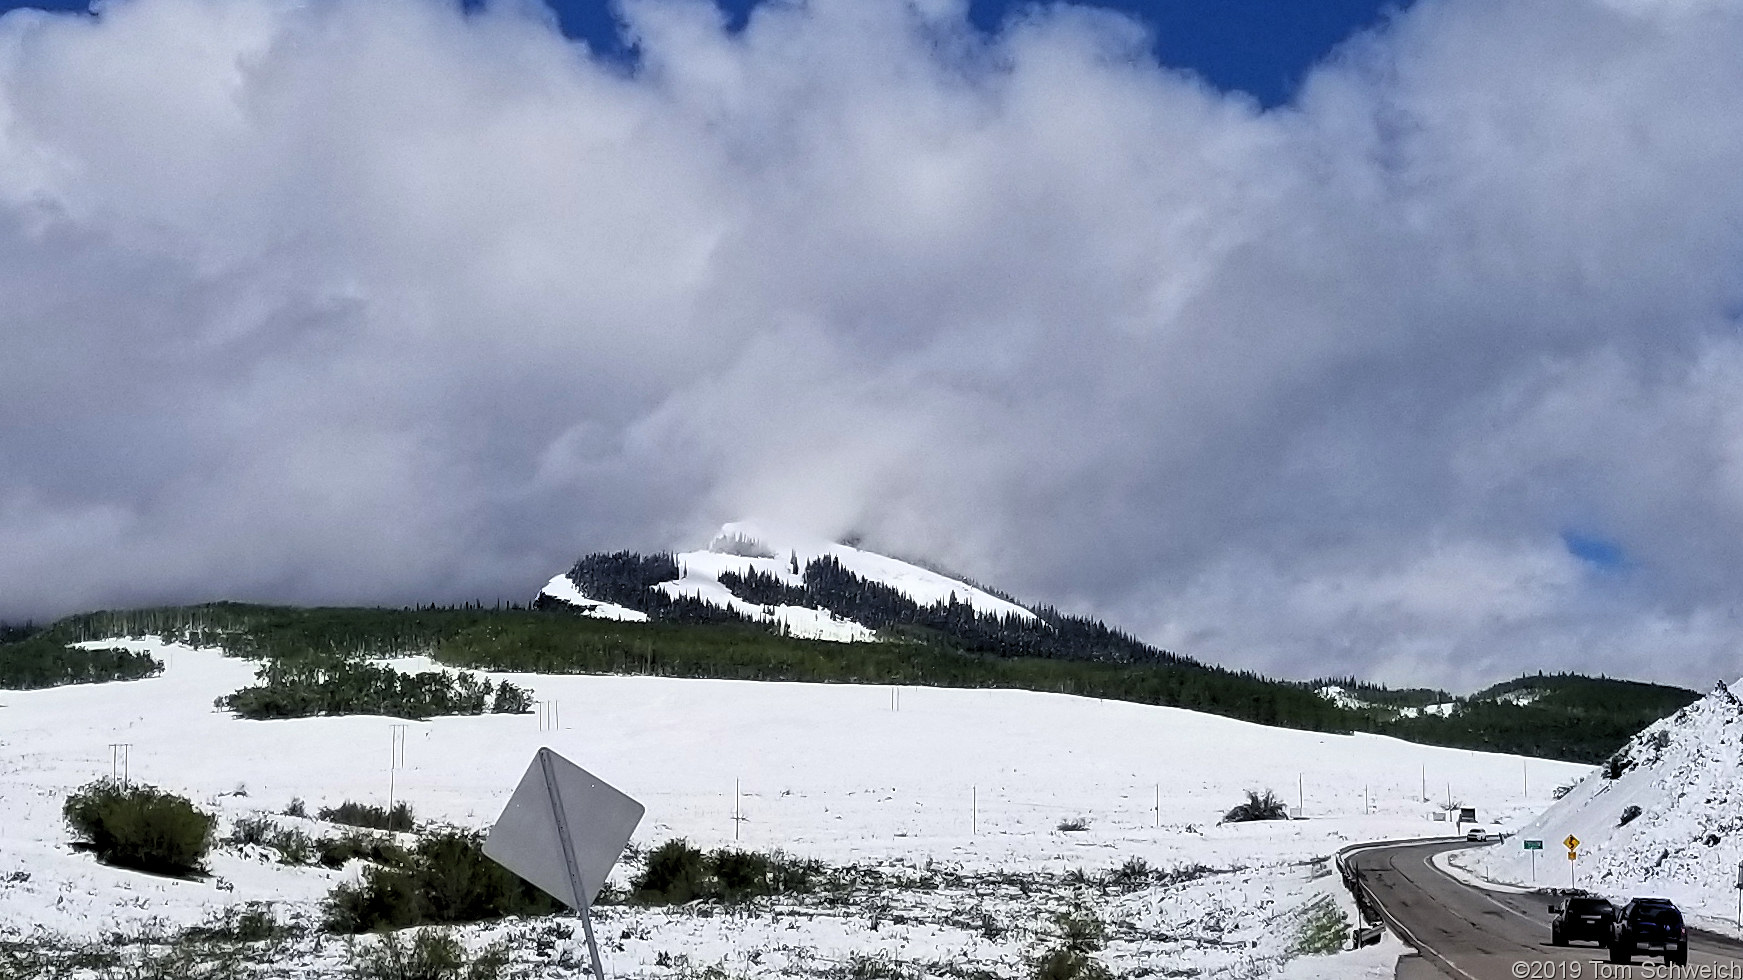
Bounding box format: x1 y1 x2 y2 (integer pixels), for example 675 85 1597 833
347 928 510 980
633 840 708 904
1106 857 1152 890
1293 897 1350 955
317 832 409 870
63 780 215 876
272 828 316 866
629 840 823 905
1030 908 1111 980
1223 789 1289 823
324 831 557 933
228 815 276 847
180 902 297 944
320 801 416 832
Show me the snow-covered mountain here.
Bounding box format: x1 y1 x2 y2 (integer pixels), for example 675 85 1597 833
1468 680 1743 922
539 520 1034 642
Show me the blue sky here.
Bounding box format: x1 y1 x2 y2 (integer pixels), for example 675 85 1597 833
0 0 1405 106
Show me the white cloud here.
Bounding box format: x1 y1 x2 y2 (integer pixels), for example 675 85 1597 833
3 0 1742 690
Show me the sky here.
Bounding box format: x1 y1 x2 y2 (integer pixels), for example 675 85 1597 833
1 0 1741 692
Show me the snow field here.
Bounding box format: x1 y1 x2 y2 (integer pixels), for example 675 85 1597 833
0 638 1589 976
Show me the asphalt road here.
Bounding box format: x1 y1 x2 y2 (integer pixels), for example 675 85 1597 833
1343 839 1743 980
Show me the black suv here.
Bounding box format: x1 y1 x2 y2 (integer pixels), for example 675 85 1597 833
1549 896 1615 946
1609 898 1688 966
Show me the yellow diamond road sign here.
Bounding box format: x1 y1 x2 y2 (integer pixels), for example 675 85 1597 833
1564 834 1581 850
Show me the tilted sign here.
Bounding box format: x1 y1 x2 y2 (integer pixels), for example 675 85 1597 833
1523 840 1543 850
483 747 644 910
483 748 644 980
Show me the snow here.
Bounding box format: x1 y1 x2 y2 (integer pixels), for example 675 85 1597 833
653 558 877 642
1396 702 1456 719
1313 686 1456 719
537 573 649 622
1466 680 1743 935
707 521 1037 623
1314 686 1362 710
540 520 1037 643
0 637 1591 977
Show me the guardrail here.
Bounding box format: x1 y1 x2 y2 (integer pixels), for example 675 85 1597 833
1334 837 1467 941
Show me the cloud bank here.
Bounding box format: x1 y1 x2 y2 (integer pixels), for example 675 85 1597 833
3 0 1742 690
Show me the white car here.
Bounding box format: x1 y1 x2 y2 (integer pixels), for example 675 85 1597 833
1466 827 1490 841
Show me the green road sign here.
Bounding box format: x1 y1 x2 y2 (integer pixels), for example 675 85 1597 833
1523 840 1543 850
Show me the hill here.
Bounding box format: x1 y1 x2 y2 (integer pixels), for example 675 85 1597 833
1468 681 1743 924
0 634 1587 979
0 524 1703 763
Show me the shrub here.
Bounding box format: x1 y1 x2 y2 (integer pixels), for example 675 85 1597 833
320 801 415 833
1618 805 1643 826
228 815 276 848
1293 897 1349 955
632 840 708 904
629 840 823 905
180 902 297 944
324 831 557 933
1056 818 1089 833
347 929 510 980
272 828 317 866
63 780 215 876
0 639 162 690
1030 908 1110 980
317 832 409 870
1106 857 1151 890
217 658 533 721
1223 789 1289 823
1603 754 1628 780
285 798 308 818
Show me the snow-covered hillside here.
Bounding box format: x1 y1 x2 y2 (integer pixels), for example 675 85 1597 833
1467 681 1743 927
1 637 1588 978
540 520 1031 642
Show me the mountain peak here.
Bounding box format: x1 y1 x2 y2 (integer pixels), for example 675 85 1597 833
539 520 1035 641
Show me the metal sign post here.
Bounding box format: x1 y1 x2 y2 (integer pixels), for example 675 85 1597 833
483 749 644 980
541 751 604 980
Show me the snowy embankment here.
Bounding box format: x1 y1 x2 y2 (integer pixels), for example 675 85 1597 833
0 637 1587 977
1465 680 1743 935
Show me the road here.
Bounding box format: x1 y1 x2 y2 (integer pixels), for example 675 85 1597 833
1343 839 1743 980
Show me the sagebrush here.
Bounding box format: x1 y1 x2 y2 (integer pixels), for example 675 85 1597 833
63 780 214 876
